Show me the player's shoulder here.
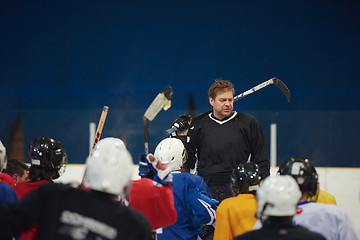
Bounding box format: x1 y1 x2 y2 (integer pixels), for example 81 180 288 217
234 112 257 120
293 225 327 239
0 181 13 189
219 194 255 209
302 202 347 218
192 109 212 123
176 172 204 184
218 195 237 209
307 201 339 210
0 181 17 197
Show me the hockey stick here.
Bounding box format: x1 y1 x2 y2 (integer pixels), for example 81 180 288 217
81 106 109 185
165 77 290 135
89 106 109 157
233 77 290 102
143 86 174 154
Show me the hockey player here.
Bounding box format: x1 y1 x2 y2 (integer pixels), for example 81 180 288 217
1 159 29 188
0 137 152 240
129 152 177 233
0 141 18 205
14 137 67 240
234 175 326 240
183 79 270 203
153 138 218 240
253 157 358 240
213 162 261 240
312 188 337 205
278 157 358 240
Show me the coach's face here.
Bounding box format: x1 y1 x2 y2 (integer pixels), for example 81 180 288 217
209 90 234 120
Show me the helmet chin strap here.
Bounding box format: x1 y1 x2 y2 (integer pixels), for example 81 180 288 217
256 202 271 219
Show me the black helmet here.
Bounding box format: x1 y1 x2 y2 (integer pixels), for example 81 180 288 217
278 157 318 197
230 162 262 196
29 137 67 179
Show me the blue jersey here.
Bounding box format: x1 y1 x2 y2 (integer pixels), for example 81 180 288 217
158 172 218 240
0 182 18 205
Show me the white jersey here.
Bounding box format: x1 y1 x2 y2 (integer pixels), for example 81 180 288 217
294 201 358 240
253 201 358 240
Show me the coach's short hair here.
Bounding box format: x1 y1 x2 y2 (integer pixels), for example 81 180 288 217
208 79 235 99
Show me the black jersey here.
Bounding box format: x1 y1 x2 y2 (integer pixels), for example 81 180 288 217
0 183 152 240
186 111 270 185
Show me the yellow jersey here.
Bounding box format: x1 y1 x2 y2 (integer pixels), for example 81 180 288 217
214 194 257 240
311 188 337 205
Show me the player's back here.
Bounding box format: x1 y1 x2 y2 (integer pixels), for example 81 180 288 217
157 172 217 240
0 181 18 204
213 193 257 240
294 202 358 240
0 183 152 240
234 222 325 240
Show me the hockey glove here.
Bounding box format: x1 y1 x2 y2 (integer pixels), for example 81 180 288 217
145 153 173 185
138 154 155 179
165 114 192 136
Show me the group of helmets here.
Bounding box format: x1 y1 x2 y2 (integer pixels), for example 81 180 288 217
1 137 68 179
1 135 187 197
255 157 319 218
85 137 187 195
7 134 320 213
153 138 320 220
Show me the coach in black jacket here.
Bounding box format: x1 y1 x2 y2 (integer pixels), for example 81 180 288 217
185 79 270 203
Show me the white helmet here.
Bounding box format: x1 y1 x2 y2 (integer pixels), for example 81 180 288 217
154 137 186 171
256 175 301 218
0 141 7 173
84 137 133 195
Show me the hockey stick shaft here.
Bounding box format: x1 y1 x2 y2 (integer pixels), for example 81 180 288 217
234 77 290 102
89 106 109 157
81 106 109 186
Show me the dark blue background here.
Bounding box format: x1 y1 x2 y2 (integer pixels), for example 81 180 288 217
1 0 359 167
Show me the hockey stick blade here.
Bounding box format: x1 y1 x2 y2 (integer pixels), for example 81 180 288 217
144 86 174 121
143 86 174 154
233 77 291 102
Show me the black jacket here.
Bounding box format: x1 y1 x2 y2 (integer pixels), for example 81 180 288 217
186 111 270 185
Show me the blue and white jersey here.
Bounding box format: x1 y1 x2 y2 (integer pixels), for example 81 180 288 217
253 201 358 240
157 172 218 240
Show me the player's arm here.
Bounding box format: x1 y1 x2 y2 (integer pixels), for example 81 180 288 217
130 154 177 230
129 178 177 230
0 184 51 238
186 177 218 226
